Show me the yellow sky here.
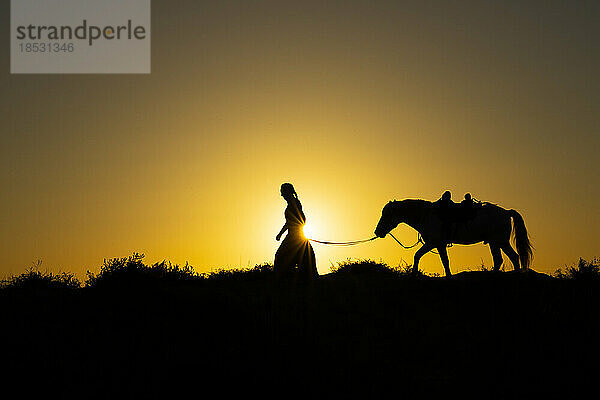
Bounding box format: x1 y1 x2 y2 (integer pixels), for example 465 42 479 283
1 1 598 277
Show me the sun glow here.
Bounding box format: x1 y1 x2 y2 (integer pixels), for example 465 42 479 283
302 223 314 240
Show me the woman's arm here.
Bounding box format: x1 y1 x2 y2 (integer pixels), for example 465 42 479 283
276 224 288 241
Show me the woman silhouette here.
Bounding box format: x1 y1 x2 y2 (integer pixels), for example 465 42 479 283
274 183 318 281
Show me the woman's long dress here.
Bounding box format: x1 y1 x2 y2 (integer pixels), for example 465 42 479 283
274 199 318 280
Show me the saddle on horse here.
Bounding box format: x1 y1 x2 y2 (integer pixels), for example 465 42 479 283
434 192 481 241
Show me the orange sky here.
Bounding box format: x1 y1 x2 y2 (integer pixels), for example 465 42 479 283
1 1 598 277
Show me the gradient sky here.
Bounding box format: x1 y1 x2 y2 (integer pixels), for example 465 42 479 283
1 0 598 278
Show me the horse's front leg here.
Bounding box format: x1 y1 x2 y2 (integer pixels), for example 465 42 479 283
413 242 434 274
489 243 503 271
437 245 451 277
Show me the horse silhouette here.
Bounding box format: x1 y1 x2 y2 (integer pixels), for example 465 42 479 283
374 198 533 276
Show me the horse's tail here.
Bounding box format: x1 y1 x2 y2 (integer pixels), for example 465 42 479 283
509 209 533 270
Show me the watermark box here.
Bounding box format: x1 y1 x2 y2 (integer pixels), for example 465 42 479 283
11 0 151 74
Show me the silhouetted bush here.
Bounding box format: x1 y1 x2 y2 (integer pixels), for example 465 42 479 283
554 257 600 280
329 259 415 276
83 253 275 287
1 263 81 290
203 262 274 281
6 255 600 292
84 253 200 288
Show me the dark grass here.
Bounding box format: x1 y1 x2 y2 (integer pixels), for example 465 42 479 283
1 255 599 399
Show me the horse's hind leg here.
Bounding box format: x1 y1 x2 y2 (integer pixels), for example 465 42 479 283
490 243 503 271
500 242 520 271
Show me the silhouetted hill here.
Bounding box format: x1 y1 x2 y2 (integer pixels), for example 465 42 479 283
2 256 599 399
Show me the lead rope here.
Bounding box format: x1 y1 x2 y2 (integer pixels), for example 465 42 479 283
308 236 377 246
308 232 450 256
389 232 453 254
387 232 422 249
308 233 427 249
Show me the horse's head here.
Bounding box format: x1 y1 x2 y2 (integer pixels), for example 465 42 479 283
375 201 401 238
